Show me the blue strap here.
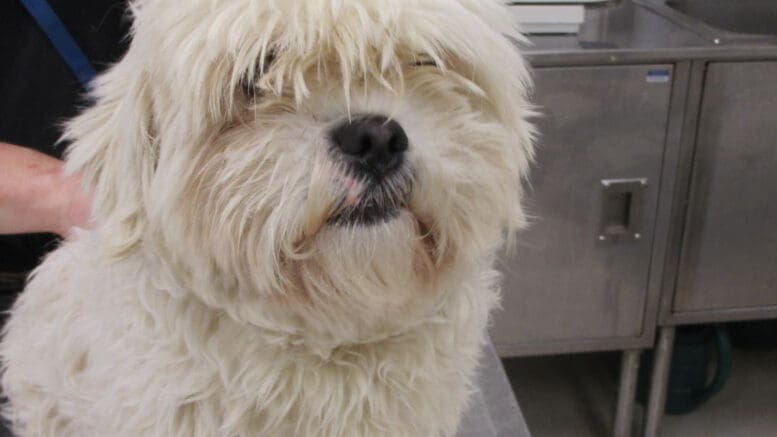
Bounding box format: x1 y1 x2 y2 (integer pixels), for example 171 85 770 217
19 0 97 88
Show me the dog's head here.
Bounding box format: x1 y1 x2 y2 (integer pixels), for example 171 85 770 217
64 0 534 346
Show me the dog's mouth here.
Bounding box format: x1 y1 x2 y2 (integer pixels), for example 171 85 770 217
328 166 414 226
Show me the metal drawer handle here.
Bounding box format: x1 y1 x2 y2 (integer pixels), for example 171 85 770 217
598 178 647 243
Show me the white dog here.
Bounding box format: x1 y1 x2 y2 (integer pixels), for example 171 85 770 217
1 0 534 435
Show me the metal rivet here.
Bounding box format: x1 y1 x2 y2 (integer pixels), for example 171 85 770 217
598 235 607 241
634 233 642 239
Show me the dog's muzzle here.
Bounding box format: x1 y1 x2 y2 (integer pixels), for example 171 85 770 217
329 115 413 225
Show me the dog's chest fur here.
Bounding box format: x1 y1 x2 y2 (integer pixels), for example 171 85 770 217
1 234 498 436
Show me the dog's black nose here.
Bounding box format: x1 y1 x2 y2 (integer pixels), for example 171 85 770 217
332 115 408 177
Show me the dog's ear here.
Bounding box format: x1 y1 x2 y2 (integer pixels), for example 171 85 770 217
62 54 156 255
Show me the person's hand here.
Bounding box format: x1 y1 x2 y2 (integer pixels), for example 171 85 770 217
0 142 92 237
55 168 92 237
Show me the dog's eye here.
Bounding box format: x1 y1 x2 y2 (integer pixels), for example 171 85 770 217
412 56 438 68
240 51 277 98
240 75 259 98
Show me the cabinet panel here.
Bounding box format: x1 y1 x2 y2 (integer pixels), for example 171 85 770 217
491 65 673 353
673 62 777 313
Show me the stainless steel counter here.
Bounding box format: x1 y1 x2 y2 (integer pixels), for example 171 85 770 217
457 339 531 437
523 0 777 67
506 3 777 436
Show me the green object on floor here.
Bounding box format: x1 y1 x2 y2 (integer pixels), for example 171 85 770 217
638 325 732 415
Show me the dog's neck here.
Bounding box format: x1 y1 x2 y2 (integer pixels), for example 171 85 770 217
122 236 496 360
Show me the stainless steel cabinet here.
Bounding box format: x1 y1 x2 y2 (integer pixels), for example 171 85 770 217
491 65 674 356
672 61 777 320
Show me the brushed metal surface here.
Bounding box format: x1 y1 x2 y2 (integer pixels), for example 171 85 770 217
527 0 777 68
657 60 708 326
527 0 710 64
613 349 641 437
667 0 777 37
636 0 777 46
490 65 673 352
598 178 649 243
644 326 675 437
673 61 777 313
457 339 531 437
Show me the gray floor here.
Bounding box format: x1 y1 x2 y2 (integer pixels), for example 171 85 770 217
503 349 777 436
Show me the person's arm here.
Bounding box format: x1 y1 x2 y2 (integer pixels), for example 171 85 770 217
0 142 91 236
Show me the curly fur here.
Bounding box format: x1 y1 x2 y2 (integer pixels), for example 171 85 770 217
1 0 534 435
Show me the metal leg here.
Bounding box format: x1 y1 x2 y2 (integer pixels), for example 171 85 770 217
644 327 676 437
614 349 641 437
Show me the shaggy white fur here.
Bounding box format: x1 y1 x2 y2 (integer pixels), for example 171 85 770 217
1 0 534 435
